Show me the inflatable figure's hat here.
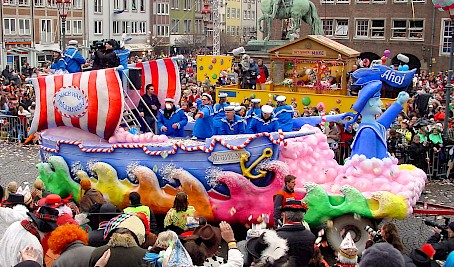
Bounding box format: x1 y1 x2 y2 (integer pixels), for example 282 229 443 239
352 80 382 113
339 232 358 259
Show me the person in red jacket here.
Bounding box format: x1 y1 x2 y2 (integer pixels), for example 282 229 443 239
434 106 446 122
273 174 296 228
256 59 269 90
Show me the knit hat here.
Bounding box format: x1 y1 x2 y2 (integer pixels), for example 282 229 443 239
359 243 404 267
103 213 146 245
80 178 92 191
421 244 436 259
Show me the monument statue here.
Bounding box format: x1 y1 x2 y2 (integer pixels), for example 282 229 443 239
258 0 324 41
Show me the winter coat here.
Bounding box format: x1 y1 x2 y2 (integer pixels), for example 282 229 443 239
276 224 316 267
64 46 86 73
157 107 188 137
428 233 454 260
0 205 29 240
79 188 106 213
52 240 95 267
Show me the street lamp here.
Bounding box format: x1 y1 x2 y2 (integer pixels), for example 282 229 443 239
55 0 72 51
201 1 211 55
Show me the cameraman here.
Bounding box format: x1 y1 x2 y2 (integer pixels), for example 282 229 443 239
427 222 454 260
92 40 120 70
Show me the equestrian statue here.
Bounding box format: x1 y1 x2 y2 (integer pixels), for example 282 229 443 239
258 0 324 41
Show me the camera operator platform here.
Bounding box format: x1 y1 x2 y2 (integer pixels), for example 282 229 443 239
92 40 120 70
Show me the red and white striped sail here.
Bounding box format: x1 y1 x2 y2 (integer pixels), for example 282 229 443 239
29 68 124 140
129 58 181 105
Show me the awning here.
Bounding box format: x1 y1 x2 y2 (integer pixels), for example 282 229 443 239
124 43 153 51
34 43 60 52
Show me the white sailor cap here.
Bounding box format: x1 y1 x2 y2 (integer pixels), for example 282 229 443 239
251 98 261 103
276 95 286 102
202 93 213 102
52 48 62 54
224 106 235 112
261 105 274 114
234 106 242 112
218 93 228 98
164 98 175 103
68 40 78 45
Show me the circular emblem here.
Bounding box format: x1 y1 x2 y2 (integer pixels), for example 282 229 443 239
53 86 88 118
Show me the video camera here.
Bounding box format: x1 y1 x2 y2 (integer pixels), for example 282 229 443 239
424 218 450 240
90 39 120 52
365 226 383 242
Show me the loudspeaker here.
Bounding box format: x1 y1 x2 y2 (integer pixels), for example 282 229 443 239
128 67 142 90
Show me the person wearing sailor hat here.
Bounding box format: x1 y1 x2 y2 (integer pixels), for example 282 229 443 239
157 98 188 137
213 92 230 130
48 48 67 73
193 93 215 139
245 98 262 125
214 105 246 135
247 104 280 134
274 96 294 132
64 40 86 73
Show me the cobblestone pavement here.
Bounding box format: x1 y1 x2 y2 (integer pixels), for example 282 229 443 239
0 142 453 255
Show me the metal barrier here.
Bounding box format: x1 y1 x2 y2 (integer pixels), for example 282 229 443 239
0 114 32 142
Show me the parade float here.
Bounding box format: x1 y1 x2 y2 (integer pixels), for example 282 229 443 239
30 59 425 252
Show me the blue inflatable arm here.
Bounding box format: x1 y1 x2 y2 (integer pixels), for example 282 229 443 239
377 101 404 129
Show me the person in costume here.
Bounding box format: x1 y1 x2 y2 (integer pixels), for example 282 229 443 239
48 49 66 73
245 98 262 125
63 40 86 73
214 106 246 135
333 232 358 267
193 93 214 139
248 105 280 134
347 81 409 159
157 98 188 138
273 174 296 228
273 96 294 132
213 92 229 122
114 40 130 70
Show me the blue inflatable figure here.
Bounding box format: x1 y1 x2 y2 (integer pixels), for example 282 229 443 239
346 65 415 159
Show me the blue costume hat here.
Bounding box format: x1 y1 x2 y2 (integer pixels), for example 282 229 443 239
352 81 382 113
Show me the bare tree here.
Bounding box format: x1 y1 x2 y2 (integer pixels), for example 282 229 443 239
220 33 241 54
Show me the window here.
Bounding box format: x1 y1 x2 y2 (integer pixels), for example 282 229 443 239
184 0 191 10
413 0 424 2
132 0 137 11
251 11 255 20
122 21 129 33
113 21 120 34
40 19 52 43
18 19 31 35
157 3 169 14
34 0 44 6
94 20 102 34
227 8 230 18
139 21 146 34
61 20 71 35
73 0 82 8
184 20 192 33
123 0 128 10
156 25 169 37
4 0 15 5
4 19 16 35
237 9 241 19
171 0 179 9
391 19 423 40
195 19 202 34
322 19 334 36
131 21 138 33
370 19 385 38
140 0 145 11
232 8 236 19
94 0 102 13
171 19 180 33
355 19 369 38
73 20 82 35
227 26 231 34
441 19 454 54
244 10 247 19
113 0 121 9
321 0 335 4
47 0 56 7
19 0 29 5
335 19 349 37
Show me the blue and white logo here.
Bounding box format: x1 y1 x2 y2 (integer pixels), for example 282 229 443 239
54 86 88 118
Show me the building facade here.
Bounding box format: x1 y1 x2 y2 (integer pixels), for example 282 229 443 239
240 0 257 42
169 0 197 53
85 0 151 56
1 0 84 70
151 0 170 55
267 0 451 72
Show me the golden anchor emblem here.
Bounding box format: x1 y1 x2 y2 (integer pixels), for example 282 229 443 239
240 148 273 179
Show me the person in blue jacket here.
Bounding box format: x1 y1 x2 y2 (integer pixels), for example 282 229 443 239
193 93 214 139
64 40 86 73
157 98 188 137
213 92 229 121
49 49 67 73
248 105 280 134
214 106 246 135
273 95 294 132
114 41 130 70
245 98 262 125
